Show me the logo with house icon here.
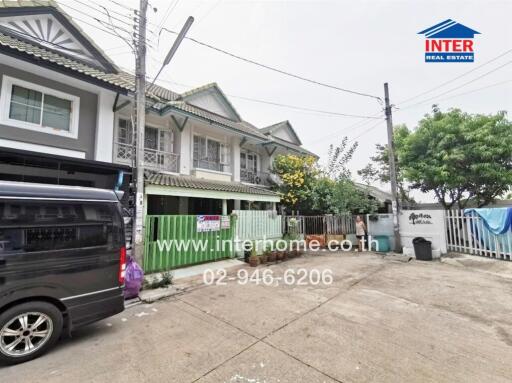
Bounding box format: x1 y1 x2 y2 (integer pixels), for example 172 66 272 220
418 19 480 63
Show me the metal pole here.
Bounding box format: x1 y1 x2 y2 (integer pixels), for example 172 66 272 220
384 83 402 252
132 0 148 263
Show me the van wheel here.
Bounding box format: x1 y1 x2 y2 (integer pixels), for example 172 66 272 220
0 302 63 365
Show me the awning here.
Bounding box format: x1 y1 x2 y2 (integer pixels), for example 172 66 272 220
145 173 280 203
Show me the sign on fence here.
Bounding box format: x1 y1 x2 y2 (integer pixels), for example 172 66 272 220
197 215 221 232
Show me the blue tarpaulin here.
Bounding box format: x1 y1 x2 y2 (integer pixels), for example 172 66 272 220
464 208 512 235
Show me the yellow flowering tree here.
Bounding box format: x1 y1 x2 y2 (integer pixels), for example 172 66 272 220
272 154 318 210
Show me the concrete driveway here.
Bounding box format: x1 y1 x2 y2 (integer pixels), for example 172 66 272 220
3 252 512 382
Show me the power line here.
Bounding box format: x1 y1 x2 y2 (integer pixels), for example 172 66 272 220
156 0 180 47
308 112 384 146
347 120 386 144
395 78 512 113
30 0 137 44
57 2 134 35
397 47 512 106
50 1 156 49
160 27 383 102
228 94 382 119
399 60 512 111
156 0 180 32
151 76 383 120
105 0 136 13
67 0 134 28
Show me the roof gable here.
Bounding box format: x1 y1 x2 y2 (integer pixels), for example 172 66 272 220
179 83 242 122
418 19 480 39
261 121 302 145
0 2 117 72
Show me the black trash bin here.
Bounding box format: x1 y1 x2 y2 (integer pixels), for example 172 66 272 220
413 237 432 261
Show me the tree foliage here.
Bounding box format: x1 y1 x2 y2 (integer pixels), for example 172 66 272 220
326 138 358 180
396 108 512 209
310 177 379 214
273 138 379 214
272 154 318 209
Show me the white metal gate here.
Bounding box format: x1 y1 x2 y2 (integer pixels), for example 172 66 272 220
446 209 512 260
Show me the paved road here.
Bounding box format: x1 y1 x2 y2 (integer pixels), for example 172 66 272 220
3 252 512 382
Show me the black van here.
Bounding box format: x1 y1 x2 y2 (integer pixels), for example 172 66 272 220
0 181 126 364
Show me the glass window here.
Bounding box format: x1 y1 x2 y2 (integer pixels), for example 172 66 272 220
240 152 246 169
8 84 73 132
42 94 72 131
0 200 123 254
9 85 42 124
145 127 159 150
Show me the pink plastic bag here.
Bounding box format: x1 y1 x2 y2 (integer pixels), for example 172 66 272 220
124 256 144 299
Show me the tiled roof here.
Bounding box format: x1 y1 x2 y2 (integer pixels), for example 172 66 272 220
146 173 279 196
0 0 118 71
269 136 318 158
0 30 180 101
159 101 269 141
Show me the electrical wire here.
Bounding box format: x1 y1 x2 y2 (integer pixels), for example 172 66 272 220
149 76 383 120
160 27 383 102
398 60 512 111
397 47 512 106
307 112 385 146
347 120 386 144
395 78 512 113
228 94 382 119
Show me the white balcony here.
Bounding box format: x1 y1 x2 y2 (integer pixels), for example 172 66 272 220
114 142 179 173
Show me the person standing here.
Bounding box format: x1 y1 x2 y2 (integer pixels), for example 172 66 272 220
355 215 367 252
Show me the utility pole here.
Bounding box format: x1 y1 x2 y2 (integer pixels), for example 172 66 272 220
384 83 402 252
132 0 148 263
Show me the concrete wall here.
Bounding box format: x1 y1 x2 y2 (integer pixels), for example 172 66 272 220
399 210 447 257
0 63 99 160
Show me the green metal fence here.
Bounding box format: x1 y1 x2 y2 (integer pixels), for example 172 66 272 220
143 215 235 273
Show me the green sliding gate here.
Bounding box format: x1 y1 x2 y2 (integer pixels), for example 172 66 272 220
143 215 236 273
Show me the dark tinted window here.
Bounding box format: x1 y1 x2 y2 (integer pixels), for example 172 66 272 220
0 200 123 254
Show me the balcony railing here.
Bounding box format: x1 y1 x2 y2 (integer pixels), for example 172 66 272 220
114 142 179 173
193 159 231 173
240 169 271 186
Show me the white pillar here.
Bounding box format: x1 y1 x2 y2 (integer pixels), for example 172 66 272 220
179 122 191 175
234 200 241 210
232 136 241 182
222 199 228 215
272 202 276 212
95 90 116 162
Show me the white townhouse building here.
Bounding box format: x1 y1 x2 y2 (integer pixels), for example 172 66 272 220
0 0 317 217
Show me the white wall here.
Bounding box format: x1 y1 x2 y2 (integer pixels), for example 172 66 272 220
185 90 236 120
399 210 447 257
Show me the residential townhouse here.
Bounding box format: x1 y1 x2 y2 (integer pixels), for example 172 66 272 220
0 1 317 218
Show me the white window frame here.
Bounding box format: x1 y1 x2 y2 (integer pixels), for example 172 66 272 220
115 115 174 150
240 149 259 172
0 75 80 139
192 134 231 172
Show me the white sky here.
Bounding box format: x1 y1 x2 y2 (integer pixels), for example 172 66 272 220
62 0 512 202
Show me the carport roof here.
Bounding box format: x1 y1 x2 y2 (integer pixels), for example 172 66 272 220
145 173 279 197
